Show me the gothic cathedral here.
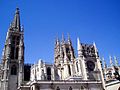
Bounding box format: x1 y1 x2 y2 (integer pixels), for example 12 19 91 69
0 8 24 90
0 8 120 90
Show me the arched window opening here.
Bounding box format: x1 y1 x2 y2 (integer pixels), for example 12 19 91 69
12 36 15 45
10 46 15 59
15 47 19 59
11 65 17 75
66 48 70 53
16 36 20 45
81 86 84 90
56 86 60 90
68 65 71 76
69 86 72 90
47 67 51 80
36 86 40 90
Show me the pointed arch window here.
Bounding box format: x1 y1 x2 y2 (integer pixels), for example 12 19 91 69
10 46 15 59
11 65 17 75
69 86 72 90
68 65 71 76
15 47 19 59
47 67 51 80
81 86 84 90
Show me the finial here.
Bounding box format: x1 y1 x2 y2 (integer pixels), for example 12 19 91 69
21 25 24 32
114 56 119 66
109 56 113 67
67 33 70 40
9 22 13 29
67 33 71 44
93 42 99 57
61 33 65 44
93 42 98 51
55 35 60 46
102 57 107 68
77 37 82 51
77 37 83 57
16 7 19 14
56 36 59 42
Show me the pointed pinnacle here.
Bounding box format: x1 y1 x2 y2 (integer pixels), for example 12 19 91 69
77 37 82 51
61 33 65 44
21 25 24 32
102 57 107 68
109 56 113 66
114 56 119 66
15 7 19 14
10 8 21 31
67 33 71 44
93 42 98 51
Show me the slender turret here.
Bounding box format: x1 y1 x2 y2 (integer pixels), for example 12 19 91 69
77 37 83 57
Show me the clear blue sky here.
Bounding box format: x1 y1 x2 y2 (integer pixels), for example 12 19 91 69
0 0 120 66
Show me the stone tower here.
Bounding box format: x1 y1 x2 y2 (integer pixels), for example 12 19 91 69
0 8 24 90
77 38 105 88
54 35 105 88
54 34 76 80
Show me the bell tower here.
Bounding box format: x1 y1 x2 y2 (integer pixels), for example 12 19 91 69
1 8 24 90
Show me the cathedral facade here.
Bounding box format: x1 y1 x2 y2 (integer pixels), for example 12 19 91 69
0 8 120 90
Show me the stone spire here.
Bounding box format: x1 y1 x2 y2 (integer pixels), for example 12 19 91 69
114 56 119 66
77 37 82 57
55 36 60 46
93 42 99 57
61 33 65 44
11 7 21 31
1 8 25 90
109 56 113 67
67 33 72 45
102 57 107 68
